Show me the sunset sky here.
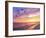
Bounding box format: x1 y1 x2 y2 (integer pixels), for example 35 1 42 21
13 7 40 23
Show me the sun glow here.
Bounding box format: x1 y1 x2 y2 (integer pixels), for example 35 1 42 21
13 15 40 23
27 15 33 18
27 14 39 18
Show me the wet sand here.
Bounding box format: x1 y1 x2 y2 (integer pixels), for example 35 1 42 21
13 22 40 30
